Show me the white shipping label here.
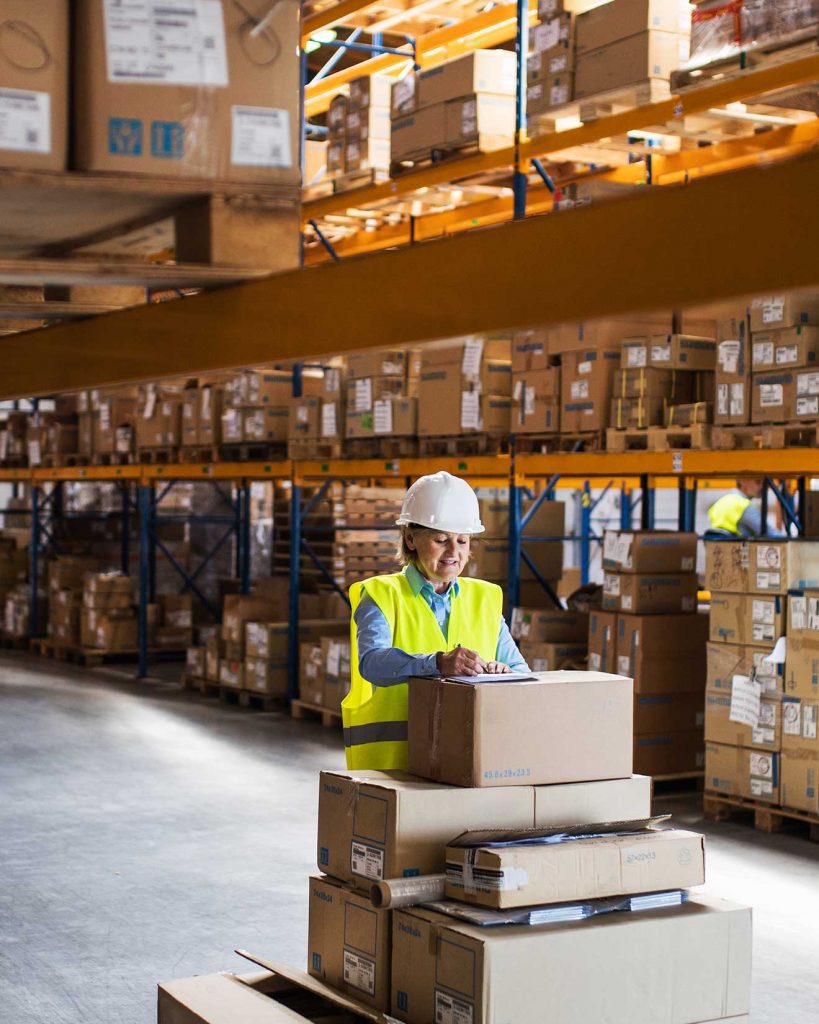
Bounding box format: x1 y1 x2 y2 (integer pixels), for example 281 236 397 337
461 98 478 136
753 600 775 625
100 404 111 431
393 76 414 109
803 704 817 740
756 545 782 569
651 344 670 363
730 383 745 416
297 405 309 424
752 623 775 643
524 386 536 416
808 597 819 631
718 340 740 374
144 388 157 419
776 344 798 365
0 88 50 154
588 652 601 671
797 372 819 396
791 595 807 630
343 951 376 996
617 654 631 675
321 401 337 438
27 440 41 466
626 345 647 368
603 573 621 596
513 379 523 401
550 82 570 105
324 368 340 394
782 701 801 735
753 341 774 366
755 571 781 590
621 595 633 610
750 752 775 781
374 399 393 434
577 360 592 375
350 841 384 880
751 779 773 797
717 384 728 417
103 0 229 86
461 390 481 430
231 107 293 168
201 387 211 418
326 641 341 676
570 380 589 400
461 337 484 378
603 531 633 569
797 397 819 417
435 990 474 1024
759 384 783 407
761 298 785 325
355 377 373 412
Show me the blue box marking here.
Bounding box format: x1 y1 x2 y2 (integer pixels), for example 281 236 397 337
108 118 143 156
151 121 185 159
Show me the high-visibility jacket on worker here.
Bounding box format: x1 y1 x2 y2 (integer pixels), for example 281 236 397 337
707 492 753 536
343 572 502 770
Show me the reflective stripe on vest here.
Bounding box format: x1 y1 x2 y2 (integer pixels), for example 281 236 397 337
343 572 502 771
708 492 752 535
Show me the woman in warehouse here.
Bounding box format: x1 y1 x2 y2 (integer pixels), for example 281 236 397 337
342 470 529 770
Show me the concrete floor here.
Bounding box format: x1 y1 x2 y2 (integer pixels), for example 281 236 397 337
0 654 817 1024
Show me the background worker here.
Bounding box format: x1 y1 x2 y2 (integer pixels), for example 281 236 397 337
706 479 785 539
343 471 529 770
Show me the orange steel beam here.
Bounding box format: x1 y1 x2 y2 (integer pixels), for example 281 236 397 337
302 0 383 41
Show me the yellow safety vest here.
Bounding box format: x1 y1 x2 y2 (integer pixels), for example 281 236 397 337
708 492 752 535
343 572 502 771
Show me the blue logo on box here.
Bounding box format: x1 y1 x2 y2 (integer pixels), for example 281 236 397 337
312 953 322 971
319 846 329 865
396 992 408 1011
108 118 142 156
151 121 185 159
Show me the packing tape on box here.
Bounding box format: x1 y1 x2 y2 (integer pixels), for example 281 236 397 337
370 874 446 909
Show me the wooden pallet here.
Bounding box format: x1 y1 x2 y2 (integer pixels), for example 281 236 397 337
703 791 819 840
606 424 712 452
290 698 342 728
30 637 181 666
92 451 133 466
510 432 561 454
41 453 90 467
343 436 418 460
287 438 345 461
391 138 510 178
671 33 819 92
0 633 30 650
135 446 178 465
417 433 510 457
712 422 819 450
528 79 672 137
219 442 288 462
332 167 390 194
238 690 287 712
178 446 220 463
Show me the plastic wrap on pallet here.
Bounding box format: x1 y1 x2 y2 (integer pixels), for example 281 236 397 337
687 0 819 67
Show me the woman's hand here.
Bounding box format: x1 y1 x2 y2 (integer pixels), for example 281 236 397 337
484 661 512 675
436 647 488 677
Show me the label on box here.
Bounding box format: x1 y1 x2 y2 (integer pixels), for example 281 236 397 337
351 841 384 880
761 298 785 325
603 572 620 596
393 76 414 111
804 704 817 739
321 401 337 437
570 380 589 400
550 81 570 105
326 640 341 676
27 440 41 466
144 387 156 419
753 341 774 366
343 950 376 996
783 701 801 735
790 594 807 629
617 654 631 676
776 344 798 365
755 571 781 590
461 390 481 430
750 752 774 781
324 368 341 394
577 360 592 375
718 340 740 374
717 384 728 416
626 346 647 368
548 52 569 74
297 404 309 424
759 384 783 407
650 344 670 363
231 106 292 168
752 622 775 642
374 399 393 434
797 397 819 417
462 337 484 378
730 383 745 416
756 545 781 569
524 386 536 416
435 990 473 1024
355 377 372 412
603 531 633 569
621 595 633 610
0 88 51 154
461 98 477 137
798 372 819 395
751 778 773 797
588 652 601 670
753 600 775 625
103 0 229 86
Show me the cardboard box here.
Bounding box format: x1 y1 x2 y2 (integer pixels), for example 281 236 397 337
0 1 69 171
349 73 392 112
780 753 819 814
510 608 588 643
185 646 205 679
621 334 716 372
417 366 510 436
391 75 416 118
752 371 794 423
575 32 690 99
518 641 586 671
789 588 819 641
346 104 391 143
299 642 324 706
391 104 447 161
74 0 300 183
705 741 780 803
576 0 690 54
715 316 752 426
603 571 698 614
445 827 704 909
749 293 819 333
308 875 391 1010
526 73 574 114
316 770 651 886
530 13 574 55
445 93 515 147
219 658 244 689
603 530 697 574
407 671 633 788
634 692 705 734
613 366 696 401
528 43 573 84
417 51 516 108
705 539 819 595
616 613 709 693
634 730 705 775
345 136 390 174
784 637 819 701
391 895 751 1024
346 397 417 439
588 609 617 673
709 593 785 646
222 595 286 645
705 690 781 752
511 328 551 372
609 396 664 429
665 401 711 428
512 368 560 433
751 325 819 372
706 641 782 697
560 348 620 432
244 658 287 697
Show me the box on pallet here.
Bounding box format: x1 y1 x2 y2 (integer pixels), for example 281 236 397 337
512 367 560 433
416 51 517 107
575 0 691 54
705 741 780 803
603 530 697 573
751 371 794 423
616 613 709 693
705 690 782 752
561 349 620 432
751 325 819 372
603 571 698 614
575 31 689 98
707 641 782 696
709 593 785 646
780 754 819 815
749 293 819 333
704 539 819 594
621 334 716 371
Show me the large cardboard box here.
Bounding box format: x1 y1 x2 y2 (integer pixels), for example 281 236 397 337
0 1 69 171
576 0 690 54
407 672 633 788
709 593 785 646
613 365 695 402
316 770 651 887
621 334 716 372
391 104 447 160
616 612 709 693
705 741 780 802
512 367 560 434
751 325 819 372
603 530 697 574
560 348 620 432
716 315 752 426
308 876 391 1011
222 595 286 645
634 692 705 734
444 828 705 909
391 895 751 1024
244 657 287 697
784 637 819 701
74 0 300 183
445 94 515 148
634 730 705 775
706 641 782 696
603 571 698 614
417 51 516 108
705 690 781 752
511 328 550 372
588 609 617 672
780 753 819 814
575 32 689 99
518 640 586 671
749 293 819 333
794 368 819 421
510 607 588 642
782 693 819 755
705 539 819 595
752 371 794 423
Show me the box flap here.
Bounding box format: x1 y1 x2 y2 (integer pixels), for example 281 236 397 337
447 814 670 847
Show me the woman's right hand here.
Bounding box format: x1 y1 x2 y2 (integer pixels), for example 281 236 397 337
436 647 487 677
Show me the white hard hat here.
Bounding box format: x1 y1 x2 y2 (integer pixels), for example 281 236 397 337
396 471 485 535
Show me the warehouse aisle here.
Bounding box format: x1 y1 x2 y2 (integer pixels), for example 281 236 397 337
0 655 816 1024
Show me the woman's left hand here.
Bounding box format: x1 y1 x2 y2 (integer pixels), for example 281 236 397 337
484 661 512 674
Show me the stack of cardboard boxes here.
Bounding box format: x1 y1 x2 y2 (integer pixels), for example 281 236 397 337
298 634 352 711
599 530 708 776
289 366 346 455
527 0 575 119
80 572 137 650
181 383 224 453
222 369 295 449
750 294 819 426
327 94 348 176
510 606 589 672
715 311 752 428
345 75 392 177
391 51 517 165
511 328 560 435
47 556 99 645
344 351 418 444
782 584 819 815
687 0 819 68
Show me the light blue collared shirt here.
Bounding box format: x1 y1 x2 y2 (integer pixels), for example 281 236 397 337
354 564 529 686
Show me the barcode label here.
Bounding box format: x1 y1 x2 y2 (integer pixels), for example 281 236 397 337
231 106 293 168
0 88 51 154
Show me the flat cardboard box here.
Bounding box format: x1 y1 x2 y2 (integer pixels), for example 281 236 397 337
752 371 795 423
308 876 391 1010
391 895 751 1024
0 1 69 171
407 671 633 788
603 530 697 574
576 0 689 54
709 593 785 647
784 636 819 701
74 0 300 183
603 571 698 614
621 334 716 372
634 730 705 776
588 609 617 673
780 753 819 814
575 32 689 99
518 640 586 671
705 539 819 595
316 770 651 887
616 612 709 694
560 348 620 432
705 690 781 752
417 51 516 107
391 104 447 161
706 641 782 697
510 607 588 643
444 827 705 909
705 741 780 803
751 325 819 372
749 293 819 333
634 692 705 734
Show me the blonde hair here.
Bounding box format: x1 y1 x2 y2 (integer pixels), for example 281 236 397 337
396 524 475 570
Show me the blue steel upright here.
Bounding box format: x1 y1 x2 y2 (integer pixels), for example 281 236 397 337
30 485 41 637
512 0 528 219
137 484 152 679
287 481 302 700
580 481 592 585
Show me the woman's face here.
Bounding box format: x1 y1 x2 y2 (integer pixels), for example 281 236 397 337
406 529 471 583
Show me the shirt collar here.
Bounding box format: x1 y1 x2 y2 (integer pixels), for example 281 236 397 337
404 563 460 598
